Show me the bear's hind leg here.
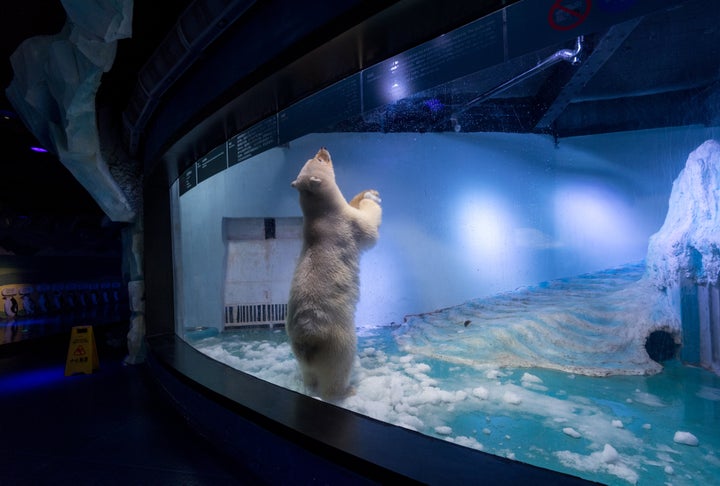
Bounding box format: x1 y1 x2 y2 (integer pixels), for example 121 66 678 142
299 364 319 393
315 349 355 401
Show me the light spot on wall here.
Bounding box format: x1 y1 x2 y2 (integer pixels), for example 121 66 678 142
457 193 514 258
554 183 642 266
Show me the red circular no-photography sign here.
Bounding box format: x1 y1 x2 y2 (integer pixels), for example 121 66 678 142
548 0 592 31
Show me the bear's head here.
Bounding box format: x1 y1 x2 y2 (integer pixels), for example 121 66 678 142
291 148 336 194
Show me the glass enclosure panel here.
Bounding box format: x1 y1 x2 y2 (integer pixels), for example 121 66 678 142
171 1 720 483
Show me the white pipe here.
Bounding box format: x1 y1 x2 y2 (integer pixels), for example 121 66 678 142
460 36 584 112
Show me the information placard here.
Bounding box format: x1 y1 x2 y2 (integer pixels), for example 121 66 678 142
178 164 197 196
196 144 227 184
228 116 279 167
362 12 504 111
278 75 360 144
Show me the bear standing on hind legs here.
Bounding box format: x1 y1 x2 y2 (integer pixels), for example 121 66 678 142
286 148 382 401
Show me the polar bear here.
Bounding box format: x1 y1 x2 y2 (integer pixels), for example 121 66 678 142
286 148 382 400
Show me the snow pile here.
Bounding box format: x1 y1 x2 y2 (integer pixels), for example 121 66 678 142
445 435 484 451
563 427 582 439
646 139 720 288
503 391 523 405
472 386 489 399
673 431 699 446
555 444 639 485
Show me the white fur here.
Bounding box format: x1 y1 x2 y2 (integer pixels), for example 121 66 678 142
286 148 381 400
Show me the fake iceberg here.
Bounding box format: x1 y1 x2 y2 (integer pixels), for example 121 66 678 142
646 139 720 287
646 139 720 374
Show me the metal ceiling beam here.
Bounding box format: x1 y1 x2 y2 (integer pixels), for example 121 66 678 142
534 17 643 132
123 0 257 157
554 87 705 137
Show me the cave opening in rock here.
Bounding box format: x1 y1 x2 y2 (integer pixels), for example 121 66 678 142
645 330 679 363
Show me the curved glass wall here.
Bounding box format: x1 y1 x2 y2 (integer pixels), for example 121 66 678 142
169 1 720 483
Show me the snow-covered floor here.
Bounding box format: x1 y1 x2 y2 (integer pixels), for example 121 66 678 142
189 264 720 485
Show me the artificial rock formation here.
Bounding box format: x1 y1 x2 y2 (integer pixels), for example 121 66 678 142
7 0 146 364
6 0 136 223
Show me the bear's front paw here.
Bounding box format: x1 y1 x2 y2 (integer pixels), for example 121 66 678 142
363 190 381 205
349 189 381 209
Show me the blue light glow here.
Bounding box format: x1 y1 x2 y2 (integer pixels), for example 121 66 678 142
0 366 66 395
457 192 514 257
424 98 443 112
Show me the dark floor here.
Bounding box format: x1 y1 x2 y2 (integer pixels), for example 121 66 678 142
0 323 262 485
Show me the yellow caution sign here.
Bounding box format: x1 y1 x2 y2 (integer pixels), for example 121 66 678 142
65 325 100 376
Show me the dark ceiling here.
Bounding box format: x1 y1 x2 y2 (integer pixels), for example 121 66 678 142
0 0 192 255
331 0 720 138
1 0 718 255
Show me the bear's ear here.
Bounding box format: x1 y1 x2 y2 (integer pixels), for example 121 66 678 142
291 175 322 190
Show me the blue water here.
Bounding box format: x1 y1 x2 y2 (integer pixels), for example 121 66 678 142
190 263 720 485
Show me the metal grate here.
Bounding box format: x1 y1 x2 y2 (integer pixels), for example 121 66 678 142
225 303 287 327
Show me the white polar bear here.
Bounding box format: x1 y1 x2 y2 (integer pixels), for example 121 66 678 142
286 148 382 400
